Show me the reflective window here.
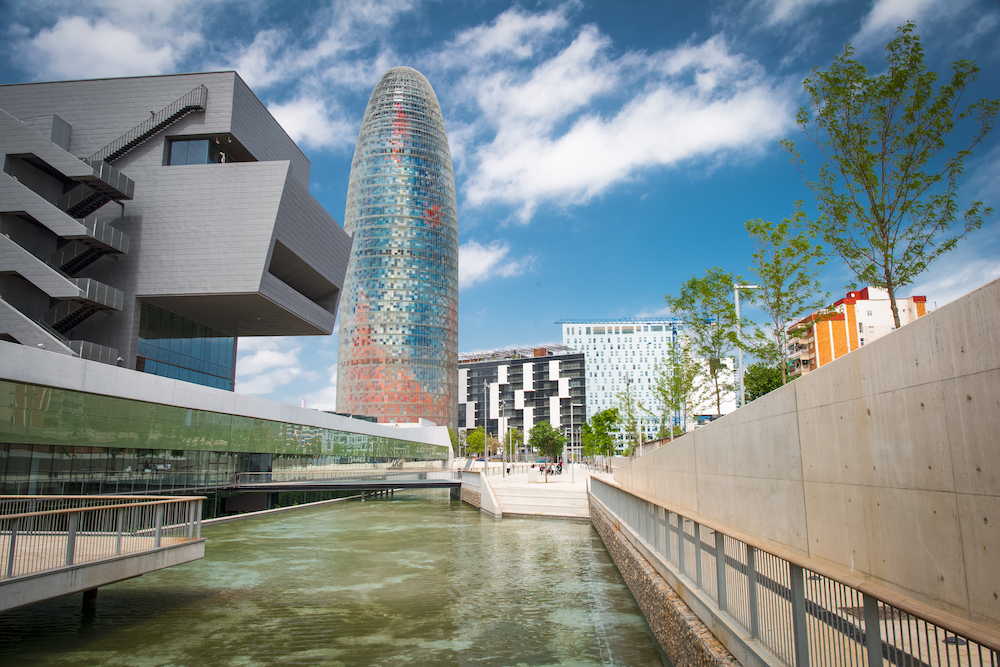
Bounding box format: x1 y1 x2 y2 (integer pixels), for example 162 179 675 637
338 68 458 427
168 139 228 165
136 302 235 390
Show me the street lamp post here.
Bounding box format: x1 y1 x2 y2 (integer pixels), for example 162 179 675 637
482 379 488 468
499 398 506 477
570 403 583 484
734 284 759 408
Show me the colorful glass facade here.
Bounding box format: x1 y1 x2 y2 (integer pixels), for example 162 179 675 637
336 67 458 429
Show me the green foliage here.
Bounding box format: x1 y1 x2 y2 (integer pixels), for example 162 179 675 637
503 427 523 457
465 426 485 455
655 424 685 440
581 408 619 457
651 337 700 434
664 268 742 415
528 421 565 461
745 212 828 384
782 21 998 327
615 379 645 457
448 427 459 455
744 363 784 402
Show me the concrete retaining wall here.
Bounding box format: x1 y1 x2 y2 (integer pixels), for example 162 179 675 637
615 278 1000 630
591 498 740 667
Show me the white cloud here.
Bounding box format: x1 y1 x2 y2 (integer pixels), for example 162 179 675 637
26 16 195 79
851 0 974 50
440 5 571 63
299 363 339 411
236 336 318 396
910 255 1000 308
754 0 843 25
456 30 793 222
229 29 290 89
459 240 535 289
267 96 356 150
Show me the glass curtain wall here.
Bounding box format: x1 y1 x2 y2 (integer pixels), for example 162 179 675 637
0 380 450 494
336 67 459 429
136 302 236 390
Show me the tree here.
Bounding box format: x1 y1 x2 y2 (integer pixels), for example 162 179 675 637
528 421 565 461
745 213 828 383
581 408 619 458
448 426 459 456
651 337 700 436
615 378 644 457
744 363 784 402
782 22 998 328
664 268 742 415
502 427 523 458
485 434 501 458
465 426 485 455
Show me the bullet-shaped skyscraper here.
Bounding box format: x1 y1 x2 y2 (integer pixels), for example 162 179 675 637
336 67 458 429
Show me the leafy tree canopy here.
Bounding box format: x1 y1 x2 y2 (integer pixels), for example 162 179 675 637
465 426 485 455
665 268 743 415
529 421 565 461
782 21 998 327
744 363 784 402
582 408 619 457
745 212 828 384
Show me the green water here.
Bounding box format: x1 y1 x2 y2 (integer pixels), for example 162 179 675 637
0 490 670 666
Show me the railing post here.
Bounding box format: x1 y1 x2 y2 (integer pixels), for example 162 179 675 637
662 511 671 563
678 518 687 576
715 529 728 611
187 502 195 539
747 544 760 639
115 507 124 555
66 512 79 566
154 504 164 548
6 519 18 578
654 507 661 555
863 593 883 667
790 563 810 667
196 500 202 538
694 521 703 589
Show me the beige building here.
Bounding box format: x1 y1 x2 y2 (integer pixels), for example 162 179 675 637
788 286 927 377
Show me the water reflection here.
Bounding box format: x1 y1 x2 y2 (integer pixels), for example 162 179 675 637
0 490 670 666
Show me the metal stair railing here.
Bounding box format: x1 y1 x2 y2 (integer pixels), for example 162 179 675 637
87 85 208 164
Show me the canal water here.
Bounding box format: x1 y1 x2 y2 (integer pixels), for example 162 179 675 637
0 490 670 666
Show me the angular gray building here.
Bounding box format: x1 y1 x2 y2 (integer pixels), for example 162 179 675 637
336 67 458 429
0 72 352 389
0 72 451 497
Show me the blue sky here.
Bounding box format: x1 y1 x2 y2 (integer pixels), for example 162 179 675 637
2 0 998 411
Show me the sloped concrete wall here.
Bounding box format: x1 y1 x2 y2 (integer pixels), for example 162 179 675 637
615 278 1000 631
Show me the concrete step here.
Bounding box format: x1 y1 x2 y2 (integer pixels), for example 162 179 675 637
500 503 590 518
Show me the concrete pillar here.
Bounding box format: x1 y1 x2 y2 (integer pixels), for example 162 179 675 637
82 587 98 608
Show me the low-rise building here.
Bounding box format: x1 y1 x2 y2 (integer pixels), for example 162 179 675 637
788 286 927 377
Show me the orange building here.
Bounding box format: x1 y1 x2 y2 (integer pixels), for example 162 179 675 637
788 287 927 377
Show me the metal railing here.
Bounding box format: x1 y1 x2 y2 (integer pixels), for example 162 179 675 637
590 479 999 667
234 468 458 485
1 495 204 580
87 85 208 164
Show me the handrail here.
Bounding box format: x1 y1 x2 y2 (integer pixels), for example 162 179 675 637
1 495 205 581
1 496 204 521
87 85 208 164
590 478 1000 664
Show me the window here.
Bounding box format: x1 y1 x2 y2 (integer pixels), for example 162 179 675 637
168 139 228 165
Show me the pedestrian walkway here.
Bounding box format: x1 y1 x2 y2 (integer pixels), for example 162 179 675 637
486 465 613 519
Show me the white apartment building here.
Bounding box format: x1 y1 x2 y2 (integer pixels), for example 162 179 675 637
559 318 683 442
